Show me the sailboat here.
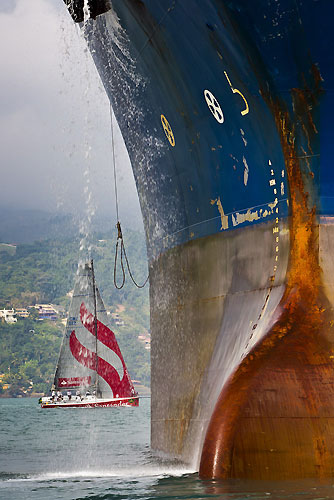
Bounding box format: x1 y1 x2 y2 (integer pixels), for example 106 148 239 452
40 260 139 408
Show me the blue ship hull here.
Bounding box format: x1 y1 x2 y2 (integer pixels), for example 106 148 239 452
64 0 334 479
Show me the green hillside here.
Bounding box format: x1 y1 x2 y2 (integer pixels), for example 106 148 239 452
0 227 150 396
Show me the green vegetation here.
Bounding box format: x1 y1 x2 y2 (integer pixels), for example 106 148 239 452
0 318 62 395
0 244 16 256
0 227 150 396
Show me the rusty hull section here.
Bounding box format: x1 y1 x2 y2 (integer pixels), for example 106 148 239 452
199 68 334 479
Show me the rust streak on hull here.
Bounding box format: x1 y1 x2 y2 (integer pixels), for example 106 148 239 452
199 67 333 479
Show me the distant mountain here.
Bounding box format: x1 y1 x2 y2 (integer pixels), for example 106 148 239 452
0 207 144 244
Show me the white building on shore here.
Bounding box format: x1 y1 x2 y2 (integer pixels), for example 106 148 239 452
0 308 17 323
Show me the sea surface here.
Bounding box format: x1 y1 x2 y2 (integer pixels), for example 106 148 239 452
1 398 334 500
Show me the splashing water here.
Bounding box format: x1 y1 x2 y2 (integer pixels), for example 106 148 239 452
82 7 179 258
83 0 91 25
2 398 334 500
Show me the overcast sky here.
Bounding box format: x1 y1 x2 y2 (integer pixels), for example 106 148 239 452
0 0 142 228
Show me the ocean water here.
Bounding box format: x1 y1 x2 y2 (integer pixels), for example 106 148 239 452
1 398 334 500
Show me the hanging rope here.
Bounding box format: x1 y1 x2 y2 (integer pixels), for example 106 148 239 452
114 221 125 289
114 222 149 289
110 104 149 289
110 104 119 223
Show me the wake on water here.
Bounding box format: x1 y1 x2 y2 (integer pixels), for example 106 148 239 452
3 465 195 482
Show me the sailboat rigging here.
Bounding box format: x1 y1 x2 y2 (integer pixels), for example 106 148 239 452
40 260 139 408
91 259 100 398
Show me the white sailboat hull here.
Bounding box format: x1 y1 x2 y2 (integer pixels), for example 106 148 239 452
40 396 139 408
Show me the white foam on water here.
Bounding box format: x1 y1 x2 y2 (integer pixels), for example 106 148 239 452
3 466 195 483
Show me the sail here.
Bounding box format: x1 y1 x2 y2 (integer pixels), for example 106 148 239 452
54 262 97 391
70 291 136 398
96 288 136 397
54 262 136 398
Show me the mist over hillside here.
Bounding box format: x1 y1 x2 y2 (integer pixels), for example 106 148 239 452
0 207 144 244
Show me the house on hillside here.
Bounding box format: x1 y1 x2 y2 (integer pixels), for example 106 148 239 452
111 312 125 327
15 308 30 318
0 308 17 323
138 331 151 350
33 304 58 321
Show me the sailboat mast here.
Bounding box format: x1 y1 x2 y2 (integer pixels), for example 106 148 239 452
91 259 99 397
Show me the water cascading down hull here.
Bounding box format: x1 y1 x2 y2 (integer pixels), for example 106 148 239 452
63 0 334 479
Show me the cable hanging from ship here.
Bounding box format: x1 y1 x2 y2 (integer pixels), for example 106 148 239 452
109 103 149 290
